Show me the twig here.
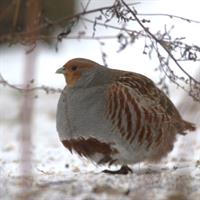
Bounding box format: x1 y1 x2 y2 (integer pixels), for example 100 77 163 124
137 13 200 24
39 34 122 41
81 17 142 35
1 1 200 46
0 73 62 94
10 4 118 38
121 0 200 85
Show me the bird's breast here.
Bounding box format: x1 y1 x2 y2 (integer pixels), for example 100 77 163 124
69 87 109 133
58 86 114 141
56 86 138 164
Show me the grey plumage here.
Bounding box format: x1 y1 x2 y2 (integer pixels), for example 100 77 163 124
56 58 196 169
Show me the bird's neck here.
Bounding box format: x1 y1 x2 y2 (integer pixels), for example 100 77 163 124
87 68 120 87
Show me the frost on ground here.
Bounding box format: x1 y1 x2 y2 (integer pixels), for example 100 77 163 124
0 87 200 200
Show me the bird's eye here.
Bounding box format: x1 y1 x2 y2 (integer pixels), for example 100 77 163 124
71 66 78 71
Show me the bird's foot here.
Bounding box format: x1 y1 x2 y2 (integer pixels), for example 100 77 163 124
103 165 133 175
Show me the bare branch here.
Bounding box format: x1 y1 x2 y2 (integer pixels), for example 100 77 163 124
121 0 200 84
137 13 200 24
120 0 200 101
1 0 200 102
0 73 61 94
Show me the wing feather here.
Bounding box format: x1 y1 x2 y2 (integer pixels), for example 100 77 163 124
106 72 184 147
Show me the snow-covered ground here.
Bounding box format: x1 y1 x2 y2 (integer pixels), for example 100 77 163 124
1 1 200 199
0 86 200 200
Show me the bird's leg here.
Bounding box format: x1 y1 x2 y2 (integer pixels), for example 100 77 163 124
103 165 133 175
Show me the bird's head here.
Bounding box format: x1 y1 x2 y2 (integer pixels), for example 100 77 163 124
56 58 104 88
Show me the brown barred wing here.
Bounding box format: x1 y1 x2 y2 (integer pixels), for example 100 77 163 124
117 72 181 117
106 72 181 149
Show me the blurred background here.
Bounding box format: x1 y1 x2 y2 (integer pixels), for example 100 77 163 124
0 0 200 199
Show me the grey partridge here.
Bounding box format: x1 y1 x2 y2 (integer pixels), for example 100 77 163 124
56 58 196 174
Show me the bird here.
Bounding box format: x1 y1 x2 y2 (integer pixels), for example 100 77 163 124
56 58 196 175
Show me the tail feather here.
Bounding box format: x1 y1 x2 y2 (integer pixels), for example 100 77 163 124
179 120 196 135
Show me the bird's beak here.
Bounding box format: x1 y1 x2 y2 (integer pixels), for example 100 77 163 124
56 67 66 74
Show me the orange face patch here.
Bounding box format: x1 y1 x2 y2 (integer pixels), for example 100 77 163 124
62 58 96 87
65 70 81 87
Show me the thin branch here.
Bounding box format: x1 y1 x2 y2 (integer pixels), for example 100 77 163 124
1 1 200 45
138 13 200 24
0 73 61 94
12 5 118 38
39 34 121 41
81 17 142 34
81 0 92 12
1 0 200 101
121 0 200 85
